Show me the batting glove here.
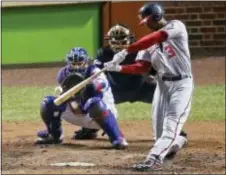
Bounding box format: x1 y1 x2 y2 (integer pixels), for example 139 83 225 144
112 49 128 64
104 62 122 72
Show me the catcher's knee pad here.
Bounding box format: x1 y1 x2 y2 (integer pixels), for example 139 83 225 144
40 96 66 139
87 99 124 142
83 97 105 117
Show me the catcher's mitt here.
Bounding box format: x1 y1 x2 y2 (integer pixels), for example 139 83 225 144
61 73 85 93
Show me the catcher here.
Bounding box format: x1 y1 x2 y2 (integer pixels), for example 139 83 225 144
73 24 157 140
35 47 128 149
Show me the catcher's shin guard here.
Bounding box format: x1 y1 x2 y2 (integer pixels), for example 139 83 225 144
40 96 66 141
87 98 127 149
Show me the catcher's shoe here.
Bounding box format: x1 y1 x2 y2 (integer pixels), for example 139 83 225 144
72 128 99 140
112 138 128 150
34 130 63 144
165 130 188 159
133 156 163 171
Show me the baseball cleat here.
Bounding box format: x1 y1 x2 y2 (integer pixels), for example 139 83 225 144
34 130 63 144
133 156 163 171
112 138 128 150
72 128 99 140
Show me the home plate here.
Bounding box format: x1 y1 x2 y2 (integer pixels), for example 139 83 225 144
50 162 95 167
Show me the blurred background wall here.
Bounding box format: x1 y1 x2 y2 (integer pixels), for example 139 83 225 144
102 1 226 57
2 2 101 65
2 1 225 66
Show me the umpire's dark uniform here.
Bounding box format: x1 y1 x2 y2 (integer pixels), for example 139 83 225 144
94 46 157 104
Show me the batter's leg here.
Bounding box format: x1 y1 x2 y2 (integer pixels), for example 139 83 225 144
133 81 193 171
147 81 193 162
166 131 187 159
151 83 168 141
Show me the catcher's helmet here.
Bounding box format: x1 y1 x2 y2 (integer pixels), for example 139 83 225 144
66 47 89 73
105 24 135 52
139 3 164 25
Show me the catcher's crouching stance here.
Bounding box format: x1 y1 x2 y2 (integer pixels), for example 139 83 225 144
35 47 128 149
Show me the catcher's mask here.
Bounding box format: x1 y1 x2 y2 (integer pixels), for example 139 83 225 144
105 24 135 53
66 47 89 74
61 72 85 93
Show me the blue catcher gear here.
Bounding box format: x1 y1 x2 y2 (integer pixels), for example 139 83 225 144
139 3 164 25
35 96 66 144
65 47 89 74
83 96 128 149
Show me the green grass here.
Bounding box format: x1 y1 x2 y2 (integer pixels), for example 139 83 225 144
2 85 225 122
2 87 55 121
189 85 225 121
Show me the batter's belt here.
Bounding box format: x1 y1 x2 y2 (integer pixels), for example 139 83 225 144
162 74 192 81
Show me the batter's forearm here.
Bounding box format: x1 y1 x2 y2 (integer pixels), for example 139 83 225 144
127 31 168 53
120 61 151 74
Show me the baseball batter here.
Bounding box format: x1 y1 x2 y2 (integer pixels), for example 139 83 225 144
35 47 128 149
105 3 194 170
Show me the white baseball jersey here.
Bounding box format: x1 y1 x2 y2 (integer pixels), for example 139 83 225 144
136 20 192 78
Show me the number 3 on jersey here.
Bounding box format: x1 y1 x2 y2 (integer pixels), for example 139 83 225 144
164 45 176 58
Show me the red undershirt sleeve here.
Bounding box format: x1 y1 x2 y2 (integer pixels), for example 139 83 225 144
120 60 152 74
127 30 168 53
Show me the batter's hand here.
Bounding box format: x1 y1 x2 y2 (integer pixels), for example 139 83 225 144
104 62 122 72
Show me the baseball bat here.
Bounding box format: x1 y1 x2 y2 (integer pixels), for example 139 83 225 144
54 67 107 106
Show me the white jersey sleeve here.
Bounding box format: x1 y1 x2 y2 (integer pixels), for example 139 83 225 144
135 50 151 63
135 45 159 63
158 20 191 76
161 20 187 39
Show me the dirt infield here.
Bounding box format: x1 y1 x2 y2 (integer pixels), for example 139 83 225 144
2 57 226 174
2 121 225 174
